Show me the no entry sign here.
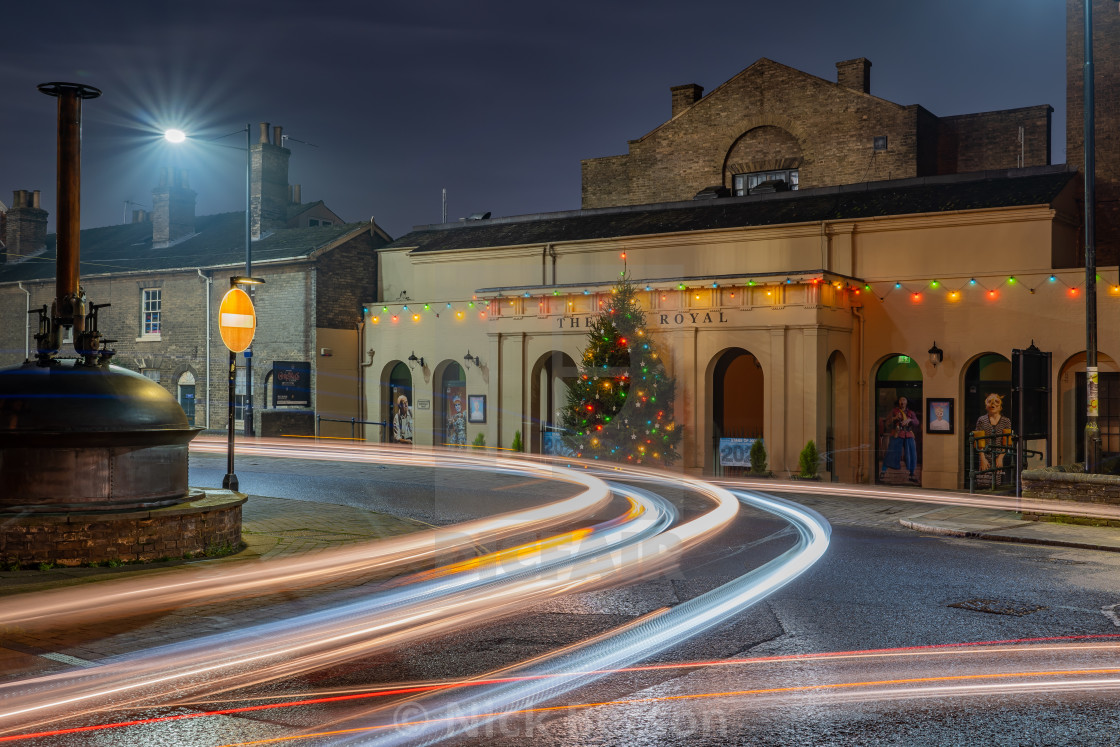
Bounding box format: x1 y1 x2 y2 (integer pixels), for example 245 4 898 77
219 287 257 352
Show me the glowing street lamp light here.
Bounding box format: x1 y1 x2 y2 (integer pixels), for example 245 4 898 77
163 123 256 441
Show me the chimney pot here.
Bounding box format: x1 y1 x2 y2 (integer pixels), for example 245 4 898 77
836 58 872 94
670 84 704 118
273 125 283 147
293 184 301 204
32 190 41 208
259 122 271 144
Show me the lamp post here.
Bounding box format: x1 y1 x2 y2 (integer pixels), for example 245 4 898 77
164 124 254 438
1082 0 1102 473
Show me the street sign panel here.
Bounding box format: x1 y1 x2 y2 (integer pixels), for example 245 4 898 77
219 287 256 352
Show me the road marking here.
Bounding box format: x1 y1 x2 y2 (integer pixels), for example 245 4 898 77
1102 603 1120 627
39 652 95 668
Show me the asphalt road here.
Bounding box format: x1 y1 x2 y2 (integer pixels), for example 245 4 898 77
184 451 1120 746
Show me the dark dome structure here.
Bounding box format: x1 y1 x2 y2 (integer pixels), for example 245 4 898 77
0 361 200 513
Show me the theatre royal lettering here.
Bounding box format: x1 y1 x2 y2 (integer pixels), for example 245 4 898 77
557 310 729 329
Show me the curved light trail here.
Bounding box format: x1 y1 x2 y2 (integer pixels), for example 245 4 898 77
6 637 1120 744
8 440 1105 746
0 448 613 630
0 455 738 737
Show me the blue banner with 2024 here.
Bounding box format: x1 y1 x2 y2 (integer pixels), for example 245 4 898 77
719 437 756 467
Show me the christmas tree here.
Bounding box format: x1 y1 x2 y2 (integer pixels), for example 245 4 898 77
559 278 682 465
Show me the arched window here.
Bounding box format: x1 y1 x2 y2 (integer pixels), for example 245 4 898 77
177 371 196 426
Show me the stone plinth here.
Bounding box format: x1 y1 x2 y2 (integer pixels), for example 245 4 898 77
0 489 245 568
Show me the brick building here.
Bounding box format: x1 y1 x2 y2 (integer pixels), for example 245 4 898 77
366 18 1120 489
1068 0 1120 265
582 57 1052 209
0 124 391 438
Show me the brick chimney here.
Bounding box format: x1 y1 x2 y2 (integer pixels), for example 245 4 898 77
836 58 872 94
670 84 704 118
151 167 197 246
251 121 291 238
3 189 48 263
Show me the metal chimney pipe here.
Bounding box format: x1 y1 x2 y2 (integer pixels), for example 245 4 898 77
38 82 101 325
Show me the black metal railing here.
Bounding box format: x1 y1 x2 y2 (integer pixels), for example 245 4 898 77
967 429 1043 496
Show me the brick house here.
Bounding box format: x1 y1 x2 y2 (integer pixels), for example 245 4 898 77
0 124 391 439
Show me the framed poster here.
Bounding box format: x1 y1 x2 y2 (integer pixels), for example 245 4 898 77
272 361 311 407
927 398 954 434
468 394 486 423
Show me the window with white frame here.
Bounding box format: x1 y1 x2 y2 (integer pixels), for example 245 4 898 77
732 169 799 196
142 368 161 383
141 288 162 338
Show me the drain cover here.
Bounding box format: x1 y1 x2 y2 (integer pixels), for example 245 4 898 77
948 598 1047 616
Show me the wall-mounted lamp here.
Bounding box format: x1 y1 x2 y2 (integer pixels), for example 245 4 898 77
928 342 943 367
463 350 481 369
408 351 425 368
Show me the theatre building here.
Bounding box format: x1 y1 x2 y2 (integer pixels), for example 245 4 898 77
368 29 1120 488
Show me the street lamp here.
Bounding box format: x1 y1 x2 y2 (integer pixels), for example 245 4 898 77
221 275 264 491
1081 0 1102 472
164 124 255 438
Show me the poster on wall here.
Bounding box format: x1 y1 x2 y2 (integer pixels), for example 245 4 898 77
444 381 467 447
391 386 413 444
875 388 922 484
272 361 311 407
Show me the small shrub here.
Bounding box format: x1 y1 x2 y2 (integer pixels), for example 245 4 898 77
798 440 820 478
511 430 523 452
106 559 122 568
156 556 172 563
6 563 21 572
87 561 101 568
749 439 769 475
472 432 486 448
182 552 194 560
38 562 54 572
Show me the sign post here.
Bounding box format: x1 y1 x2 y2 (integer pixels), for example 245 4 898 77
219 278 262 491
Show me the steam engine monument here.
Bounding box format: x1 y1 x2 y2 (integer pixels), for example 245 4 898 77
0 84 244 568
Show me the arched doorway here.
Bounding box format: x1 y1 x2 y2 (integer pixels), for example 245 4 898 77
963 353 1012 485
531 351 578 454
712 348 764 475
875 355 923 485
1059 352 1120 464
826 351 850 481
177 371 196 426
436 362 467 447
386 362 413 444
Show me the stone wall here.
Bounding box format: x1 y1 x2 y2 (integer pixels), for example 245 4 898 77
0 489 245 567
260 408 315 437
1021 466 1120 526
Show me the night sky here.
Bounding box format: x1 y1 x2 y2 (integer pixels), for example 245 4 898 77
2 1 1067 240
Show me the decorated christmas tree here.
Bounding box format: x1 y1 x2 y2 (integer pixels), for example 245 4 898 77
559 277 682 465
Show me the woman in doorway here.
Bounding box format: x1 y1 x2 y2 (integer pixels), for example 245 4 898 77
880 396 920 483
975 392 1011 485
